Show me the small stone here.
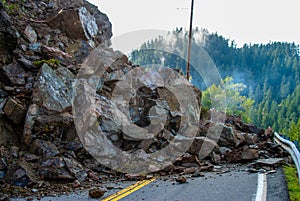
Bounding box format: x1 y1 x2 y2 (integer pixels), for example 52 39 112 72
175 177 187 184
72 180 81 188
88 188 106 198
0 158 7 170
87 171 99 181
10 146 19 158
31 188 38 193
191 171 205 177
24 25 37 43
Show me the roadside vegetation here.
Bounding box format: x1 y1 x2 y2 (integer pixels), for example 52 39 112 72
283 165 300 201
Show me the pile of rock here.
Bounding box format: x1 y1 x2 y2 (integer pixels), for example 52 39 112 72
0 0 289 199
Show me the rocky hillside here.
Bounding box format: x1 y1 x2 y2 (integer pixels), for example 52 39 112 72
0 0 289 199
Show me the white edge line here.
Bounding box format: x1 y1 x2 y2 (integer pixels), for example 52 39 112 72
255 173 267 201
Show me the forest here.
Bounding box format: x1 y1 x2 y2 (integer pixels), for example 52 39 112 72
129 28 300 142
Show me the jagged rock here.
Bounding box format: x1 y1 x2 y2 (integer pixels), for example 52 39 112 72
0 63 26 86
17 57 37 71
30 139 60 157
253 158 285 168
38 157 75 180
5 159 38 186
175 153 201 167
224 146 258 162
237 132 258 145
83 0 112 45
186 137 220 160
3 97 27 124
33 63 75 112
24 25 37 43
199 122 238 148
28 42 42 53
66 40 91 64
64 157 87 182
235 122 264 135
48 7 98 44
32 113 73 141
0 6 18 62
0 89 7 115
64 141 83 151
218 124 238 148
23 104 39 144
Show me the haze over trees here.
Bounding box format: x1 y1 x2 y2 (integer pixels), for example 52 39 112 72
129 28 300 141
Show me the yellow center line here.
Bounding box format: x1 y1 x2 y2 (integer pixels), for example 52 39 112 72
102 177 156 201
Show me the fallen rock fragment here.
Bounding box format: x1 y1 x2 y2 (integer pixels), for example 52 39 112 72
38 157 75 181
253 158 285 168
175 176 187 184
3 97 27 124
88 187 106 198
224 146 258 162
24 25 37 43
5 159 38 187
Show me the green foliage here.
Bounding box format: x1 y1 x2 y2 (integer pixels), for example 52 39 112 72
288 118 300 141
202 77 254 122
33 58 60 68
0 0 22 13
130 27 300 133
283 165 300 201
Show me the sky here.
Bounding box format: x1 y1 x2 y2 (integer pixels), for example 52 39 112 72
88 0 300 50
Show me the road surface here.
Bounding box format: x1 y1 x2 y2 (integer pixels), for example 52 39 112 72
13 167 289 201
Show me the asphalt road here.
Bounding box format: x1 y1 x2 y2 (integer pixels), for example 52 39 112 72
121 171 258 201
13 168 289 201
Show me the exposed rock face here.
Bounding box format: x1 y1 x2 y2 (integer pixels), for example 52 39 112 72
0 4 18 63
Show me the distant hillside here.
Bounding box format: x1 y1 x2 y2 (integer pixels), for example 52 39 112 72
129 28 300 137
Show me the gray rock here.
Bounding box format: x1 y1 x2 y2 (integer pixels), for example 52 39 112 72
38 157 73 180
0 63 26 86
0 89 7 115
64 157 87 182
5 159 38 187
185 137 220 160
23 104 39 144
48 7 98 44
30 139 60 157
24 25 37 43
33 64 75 112
0 7 18 61
224 146 258 162
3 97 27 124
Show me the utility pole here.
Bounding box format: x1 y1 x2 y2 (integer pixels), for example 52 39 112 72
186 0 194 80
